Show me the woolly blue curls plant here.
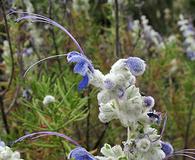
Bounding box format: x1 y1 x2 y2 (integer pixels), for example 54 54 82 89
5 10 195 160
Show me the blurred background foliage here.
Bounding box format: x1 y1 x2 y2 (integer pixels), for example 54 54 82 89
0 0 195 159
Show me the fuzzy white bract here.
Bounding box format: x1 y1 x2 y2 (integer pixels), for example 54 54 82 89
0 141 23 160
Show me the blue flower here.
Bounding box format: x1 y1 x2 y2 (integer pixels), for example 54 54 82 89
160 141 174 156
125 57 146 76
147 112 162 124
68 147 96 160
67 51 94 90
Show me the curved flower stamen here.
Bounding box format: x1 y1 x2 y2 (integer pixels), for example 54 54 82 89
13 131 80 146
166 153 195 159
23 53 67 77
9 10 84 55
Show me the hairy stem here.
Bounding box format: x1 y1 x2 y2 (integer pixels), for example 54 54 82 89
127 127 130 141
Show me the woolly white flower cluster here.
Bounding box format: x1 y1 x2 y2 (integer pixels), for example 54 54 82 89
129 15 165 51
178 14 195 60
0 141 23 160
86 57 166 160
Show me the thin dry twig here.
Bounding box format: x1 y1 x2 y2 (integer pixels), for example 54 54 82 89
0 0 15 97
93 123 109 150
0 0 15 134
115 0 120 58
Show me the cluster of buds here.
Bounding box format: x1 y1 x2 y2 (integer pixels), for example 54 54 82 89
67 51 173 160
0 141 23 160
178 14 195 61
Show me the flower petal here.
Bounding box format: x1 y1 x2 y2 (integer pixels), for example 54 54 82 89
73 61 88 76
67 52 84 63
67 51 94 72
78 75 89 90
69 147 96 160
160 141 174 156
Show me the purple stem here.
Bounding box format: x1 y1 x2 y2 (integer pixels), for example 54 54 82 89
14 131 80 146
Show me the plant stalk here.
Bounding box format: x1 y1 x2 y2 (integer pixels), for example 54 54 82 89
115 0 120 58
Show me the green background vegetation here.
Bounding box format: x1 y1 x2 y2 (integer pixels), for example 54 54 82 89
0 0 195 159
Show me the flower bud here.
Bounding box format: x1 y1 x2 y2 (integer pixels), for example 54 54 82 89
143 96 155 108
160 141 174 156
126 57 146 76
